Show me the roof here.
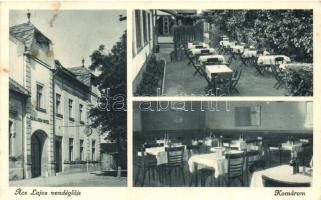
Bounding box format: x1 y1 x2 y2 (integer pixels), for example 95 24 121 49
68 66 94 87
10 23 52 50
9 78 30 96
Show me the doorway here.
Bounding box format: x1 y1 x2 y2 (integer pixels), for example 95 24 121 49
31 130 47 178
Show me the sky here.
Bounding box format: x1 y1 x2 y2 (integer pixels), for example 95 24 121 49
10 10 126 68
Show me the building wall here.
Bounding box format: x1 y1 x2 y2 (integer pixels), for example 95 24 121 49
132 10 155 91
134 101 313 134
9 38 25 86
9 92 26 180
205 101 312 132
54 74 100 174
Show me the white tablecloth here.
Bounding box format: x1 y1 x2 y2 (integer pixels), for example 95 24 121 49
281 142 303 152
188 150 253 178
250 165 312 187
242 49 257 58
279 63 313 71
257 55 291 65
199 55 226 64
191 48 215 55
145 146 188 165
188 42 209 49
231 45 244 53
205 65 233 79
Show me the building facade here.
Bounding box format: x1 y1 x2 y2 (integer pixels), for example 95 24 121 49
9 21 101 180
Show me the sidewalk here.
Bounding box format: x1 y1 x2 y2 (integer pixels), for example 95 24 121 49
10 171 127 187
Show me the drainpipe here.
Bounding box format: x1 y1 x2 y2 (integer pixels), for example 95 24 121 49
52 64 58 175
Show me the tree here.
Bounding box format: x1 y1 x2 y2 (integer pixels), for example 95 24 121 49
88 31 127 170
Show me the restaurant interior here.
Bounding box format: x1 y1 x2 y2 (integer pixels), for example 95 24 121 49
133 101 313 187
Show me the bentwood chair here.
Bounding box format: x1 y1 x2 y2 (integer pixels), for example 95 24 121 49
164 146 186 186
230 66 243 94
203 57 221 66
245 150 260 186
134 147 158 186
225 152 245 186
262 175 310 187
271 57 286 89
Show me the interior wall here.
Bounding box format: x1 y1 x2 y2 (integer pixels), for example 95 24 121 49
205 101 312 132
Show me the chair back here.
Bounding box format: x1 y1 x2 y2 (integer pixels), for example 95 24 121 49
246 150 259 170
136 147 157 167
204 57 221 65
275 57 285 65
225 152 245 178
262 175 310 187
201 49 210 55
165 146 185 167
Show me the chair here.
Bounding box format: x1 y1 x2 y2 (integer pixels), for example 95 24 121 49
204 57 222 65
225 152 245 186
200 49 210 55
271 57 286 89
262 175 310 187
230 67 243 94
164 146 186 186
213 73 232 96
245 150 260 185
134 148 159 186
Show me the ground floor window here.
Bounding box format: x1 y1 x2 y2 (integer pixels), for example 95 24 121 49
9 120 14 156
80 139 84 161
91 140 96 161
69 138 74 161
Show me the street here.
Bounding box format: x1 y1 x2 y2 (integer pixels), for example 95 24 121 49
10 171 127 187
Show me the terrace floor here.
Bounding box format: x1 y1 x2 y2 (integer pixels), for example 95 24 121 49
162 49 288 96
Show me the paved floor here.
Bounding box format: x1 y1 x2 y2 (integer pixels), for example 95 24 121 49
163 50 288 96
10 171 127 187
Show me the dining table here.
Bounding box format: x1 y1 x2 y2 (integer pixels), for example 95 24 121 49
145 145 188 165
199 55 226 64
190 48 216 55
250 164 312 187
188 42 209 49
257 55 291 65
205 64 233 80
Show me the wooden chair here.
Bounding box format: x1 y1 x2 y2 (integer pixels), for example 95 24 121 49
271 57 286 89
203 57 222 65
225 152 245 186
164 146 186 186
200 49 210 55
230 67 243 94
262 175 310 187
245 150 260 186
213 73 232 96
134 148 158 186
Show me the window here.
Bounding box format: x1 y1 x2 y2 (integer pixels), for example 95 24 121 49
142 11 148 43
69 138 74 161
91 140 96 161
56 93 62 117
135 10 142 51
69 99 74 121
79 104 84 124
36 84 45 111
80 139 84 161
305 102 313 128
147 13 151 41
163 16 170 35
9 120 14 156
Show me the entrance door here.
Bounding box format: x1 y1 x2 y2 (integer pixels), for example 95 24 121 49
54 137 62 172
31 133 43 178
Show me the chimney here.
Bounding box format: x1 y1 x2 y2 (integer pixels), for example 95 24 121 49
27 10 31 24
82 58 85 67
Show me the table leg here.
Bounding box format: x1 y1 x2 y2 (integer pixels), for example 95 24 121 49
194 163 198 187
